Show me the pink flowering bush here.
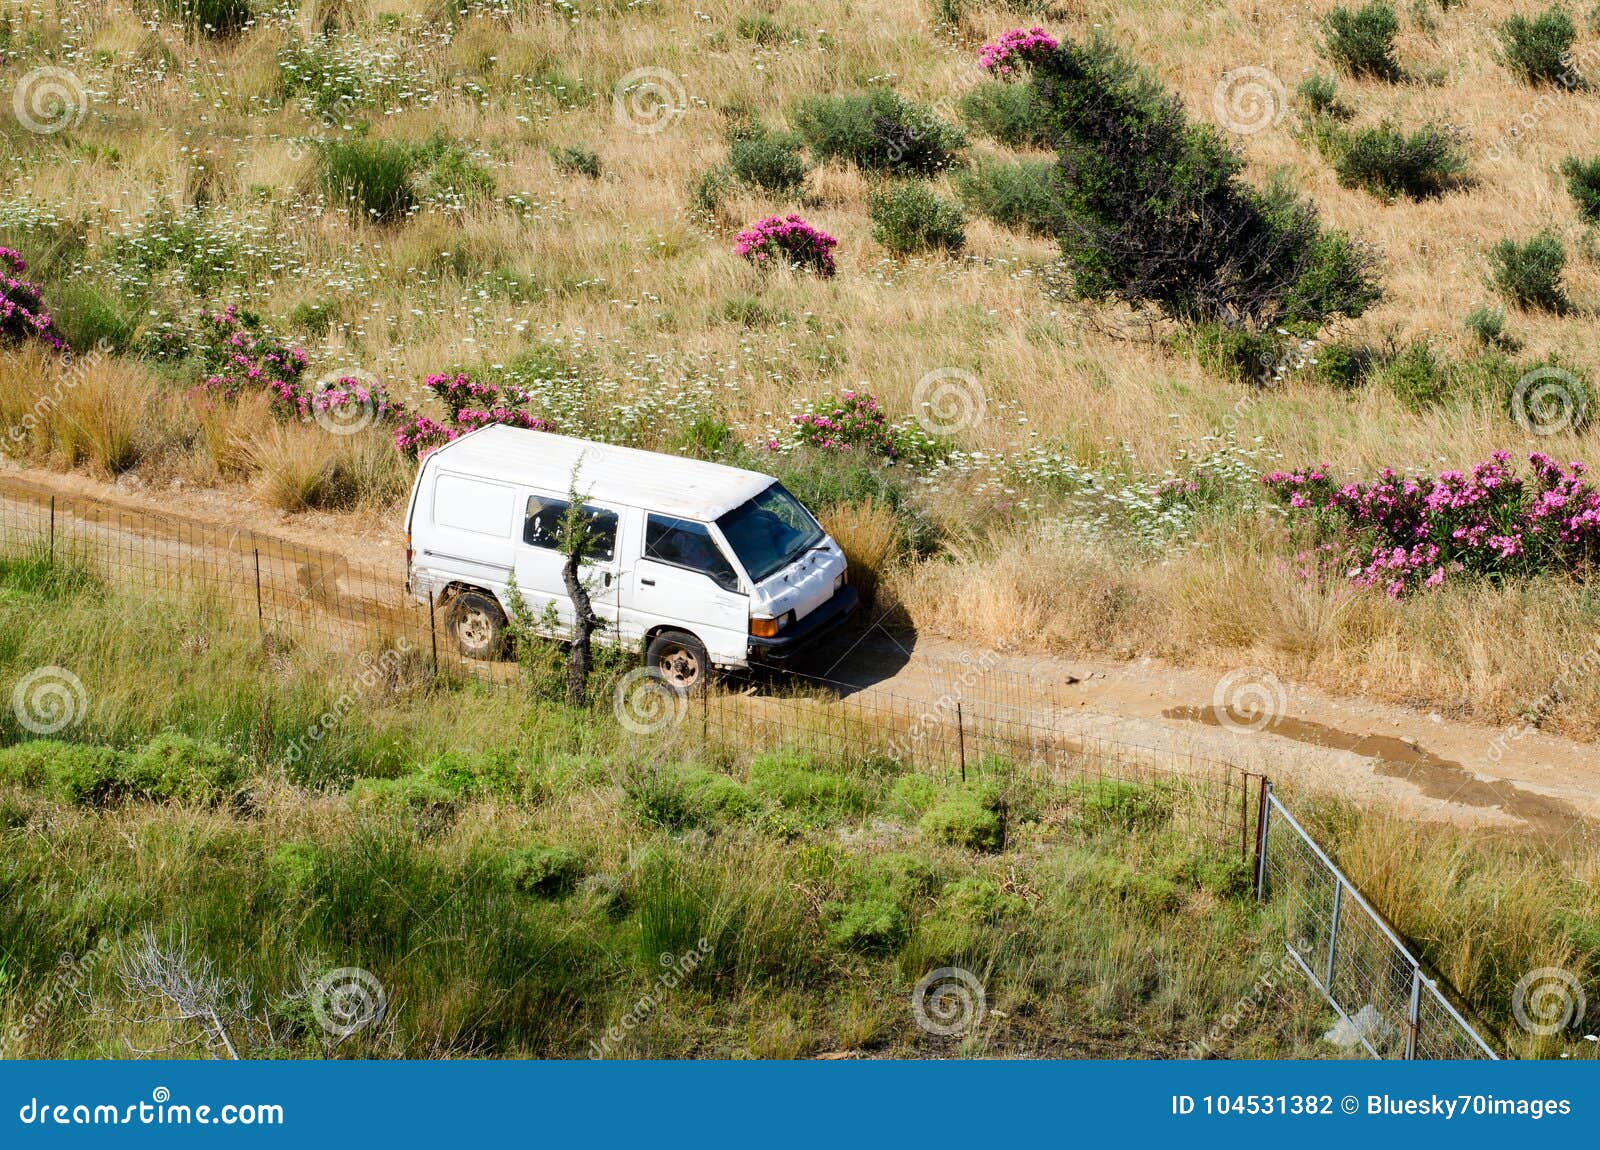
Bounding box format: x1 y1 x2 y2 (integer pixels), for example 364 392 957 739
734 215 838 277
1264 451 1600 596
0 248 64 351
784 390 906 459
978 27 1059 76
392 371 553 458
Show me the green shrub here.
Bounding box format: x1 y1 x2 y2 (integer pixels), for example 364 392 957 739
1082 856 1184 912
868 183 966 255
1465 305 1518 352
748 752 869 820
501 844 586 897
720 295 790 327
1330 122 1468 199
691 165 736 215
727 130 810 194
824 893 907 951
935 875 1026 924
792 89 966 176
920 788 1003 852
953 159 1057 236
735 12 794 45
156 0 253 35
1065 778 1173 831
1375 341 1451 409
1323 2 1403 80
0 741 124 805
1560 155 1600 221
889 774 942 815
550 145 601 178
1490 231 1570 312
1311 341 1374 388
351 772 459 821
625 763 759 829
267 841 322 899
123 733 245 804
44 281 141 353
319 138 417 223
1296 73 1352 121
1165 851 1254 900
957 81 1051 148
425 749 545 804
1182 322 1280 384
415 139 495 207
1499 7 1577 85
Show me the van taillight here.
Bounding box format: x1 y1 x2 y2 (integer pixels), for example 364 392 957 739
405 531 413 567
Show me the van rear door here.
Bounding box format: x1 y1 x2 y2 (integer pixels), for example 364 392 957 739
512 490 623 638
622 514 749 666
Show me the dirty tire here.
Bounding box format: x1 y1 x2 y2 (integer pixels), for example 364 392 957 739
446 591 508 660
646 630 711 695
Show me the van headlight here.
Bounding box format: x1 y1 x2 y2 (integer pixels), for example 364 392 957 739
750 612 793 638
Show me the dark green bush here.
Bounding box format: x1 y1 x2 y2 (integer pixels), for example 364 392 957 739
792 89 966 176
868 182 966 255
770 451 939 557
44 281 140 353
1034 34 1381 330
1323 2 1403 80
1465 305 1518 352
550 145 601 178
1499 7 1577 85
727 130 810 194
320 138 418 223
1181 322 1281 383
0 741 125 805
1330 121 1468 199
748 752 869 821
1311 341 1374 388
501 844 586 897
0 734 243 806
690 165 736 215
920 783 1004 852
1490 231 1570 312
1560 155 1600 220
957 81 1051 148
1296 73 1353 121
1375 341 1451 409
953 159 1057 236
123 732 246 804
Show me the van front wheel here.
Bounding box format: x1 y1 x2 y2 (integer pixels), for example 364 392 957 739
445 591 508 660
646 630 710 694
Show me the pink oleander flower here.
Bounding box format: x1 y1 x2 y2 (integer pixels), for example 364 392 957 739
0 247 65 352
978 27 1059 76
734 214 838 277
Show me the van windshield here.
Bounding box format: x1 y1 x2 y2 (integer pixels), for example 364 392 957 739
716 483 826 584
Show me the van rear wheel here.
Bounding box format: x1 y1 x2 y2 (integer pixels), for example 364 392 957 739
445 591 507 660
646 630 710 694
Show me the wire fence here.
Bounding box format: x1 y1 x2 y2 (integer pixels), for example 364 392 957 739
0 482 1502 1057
1257 786 1499 1060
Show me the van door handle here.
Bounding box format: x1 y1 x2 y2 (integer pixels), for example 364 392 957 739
640 578 656 586
603 572 613 588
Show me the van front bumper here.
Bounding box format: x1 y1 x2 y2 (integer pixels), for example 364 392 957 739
747 585 860 664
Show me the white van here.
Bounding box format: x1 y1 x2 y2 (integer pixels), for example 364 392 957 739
403 424 858 690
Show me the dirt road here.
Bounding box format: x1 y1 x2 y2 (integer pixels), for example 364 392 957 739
5 463 1596 836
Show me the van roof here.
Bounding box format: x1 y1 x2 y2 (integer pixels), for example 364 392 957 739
425 424 776 521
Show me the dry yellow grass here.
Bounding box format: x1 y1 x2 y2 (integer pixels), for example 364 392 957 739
819 496 903 608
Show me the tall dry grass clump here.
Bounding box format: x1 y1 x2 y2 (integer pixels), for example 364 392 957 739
819 497 902 608
236 422 348 511
0 350 159 473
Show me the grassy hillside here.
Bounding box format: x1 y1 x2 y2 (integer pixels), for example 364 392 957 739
7 11 1600 729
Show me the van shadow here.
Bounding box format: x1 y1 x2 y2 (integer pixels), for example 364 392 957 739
727 621 917 698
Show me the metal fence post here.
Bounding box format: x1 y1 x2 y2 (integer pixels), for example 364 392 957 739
427 589 440 679
956 700 966 783
1253 780 1273 900
1326 880 1343 990
1406 967 1422 1060
253 548 263 637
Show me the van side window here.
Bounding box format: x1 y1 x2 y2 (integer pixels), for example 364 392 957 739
523 495 618 562
643 515 739 591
